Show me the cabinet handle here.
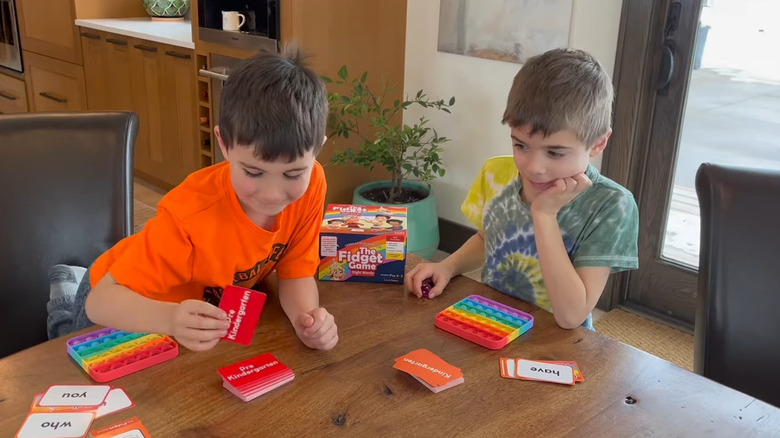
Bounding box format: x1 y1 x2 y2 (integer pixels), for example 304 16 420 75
80 32 101 40
106 38 128 46
133 44 158 52
0 91 17 101
39 92 68 104
165 51 191 60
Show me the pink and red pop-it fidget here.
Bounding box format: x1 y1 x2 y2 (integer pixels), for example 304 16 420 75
435 295 534 349
67 328 179 382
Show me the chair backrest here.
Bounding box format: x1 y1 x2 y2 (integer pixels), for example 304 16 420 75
0 112 137 358
695 163 780 407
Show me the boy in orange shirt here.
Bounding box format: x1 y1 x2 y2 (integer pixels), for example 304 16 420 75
49 45 337 352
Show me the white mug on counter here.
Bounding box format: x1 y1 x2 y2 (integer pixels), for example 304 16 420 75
222 11 246 32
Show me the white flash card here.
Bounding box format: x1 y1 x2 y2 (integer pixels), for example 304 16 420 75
16 412 95 438
39 385 111 407
515 360 575 385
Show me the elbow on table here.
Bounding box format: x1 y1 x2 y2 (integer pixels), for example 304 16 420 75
553 313 585 330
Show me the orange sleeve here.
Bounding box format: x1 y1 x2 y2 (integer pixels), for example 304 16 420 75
275 166 327 279
109 206 194 300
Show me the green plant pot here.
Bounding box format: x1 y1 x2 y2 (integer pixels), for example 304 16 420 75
353 181 439 260
143 0 190 18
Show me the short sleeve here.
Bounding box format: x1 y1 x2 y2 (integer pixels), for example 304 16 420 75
110 206 194 298
461 157 518 230
572 192 639 272
461 166 490 229
275 166 327 279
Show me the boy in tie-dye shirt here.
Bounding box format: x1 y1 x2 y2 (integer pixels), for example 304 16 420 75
406 48 639 329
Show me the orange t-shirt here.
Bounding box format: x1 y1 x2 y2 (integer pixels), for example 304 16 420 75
90 161 326 304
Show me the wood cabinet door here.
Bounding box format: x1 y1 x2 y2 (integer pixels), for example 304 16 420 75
16 0 82 64
160 45 198 185
24 51 86 112
0 74 28 114
128 38 166 179
80 29 110 110
101 34 135 111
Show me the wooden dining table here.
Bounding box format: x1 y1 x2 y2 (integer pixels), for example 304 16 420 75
1 256 779 437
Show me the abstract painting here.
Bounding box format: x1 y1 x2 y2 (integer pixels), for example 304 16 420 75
438 0 574 64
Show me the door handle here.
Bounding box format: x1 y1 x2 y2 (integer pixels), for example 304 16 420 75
80 32 101 40
39 92 68 104
106 38 128 46
0 91 17 101
165 51 191 60
133 44 158 52
198 68 229 81
656 40 675 95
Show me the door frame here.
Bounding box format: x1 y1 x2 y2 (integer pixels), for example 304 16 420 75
599 0 701 330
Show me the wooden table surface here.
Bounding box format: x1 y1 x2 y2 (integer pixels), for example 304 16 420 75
1 257 778 437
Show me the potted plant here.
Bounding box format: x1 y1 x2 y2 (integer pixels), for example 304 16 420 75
322 66 455 259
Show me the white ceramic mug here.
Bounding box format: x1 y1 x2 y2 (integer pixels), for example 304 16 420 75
222 11 246 32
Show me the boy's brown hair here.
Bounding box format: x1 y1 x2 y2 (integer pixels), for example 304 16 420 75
502 48 613 147
219 44 328 161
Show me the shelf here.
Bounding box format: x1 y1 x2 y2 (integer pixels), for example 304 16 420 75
198 100 210 108
199 126 211 134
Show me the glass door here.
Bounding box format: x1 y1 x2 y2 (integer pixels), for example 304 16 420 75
613 0 780 327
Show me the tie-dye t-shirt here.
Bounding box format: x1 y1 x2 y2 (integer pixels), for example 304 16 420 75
461 156 639 329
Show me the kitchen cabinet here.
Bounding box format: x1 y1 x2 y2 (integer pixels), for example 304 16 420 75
0 74 28 114
16 0 82 65
80 29 198 188
23 51 87 112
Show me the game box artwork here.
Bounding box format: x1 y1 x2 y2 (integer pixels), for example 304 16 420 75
318 204 407 284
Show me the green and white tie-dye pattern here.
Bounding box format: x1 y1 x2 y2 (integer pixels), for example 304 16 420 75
461 156 639 329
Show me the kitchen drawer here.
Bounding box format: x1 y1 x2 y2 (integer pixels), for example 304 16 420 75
0 73 28 114
24 51 87 112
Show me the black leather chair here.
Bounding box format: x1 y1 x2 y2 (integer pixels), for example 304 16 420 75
695 163 780 407
0 112 137 358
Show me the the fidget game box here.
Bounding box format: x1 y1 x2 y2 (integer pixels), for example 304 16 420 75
318 204 407 284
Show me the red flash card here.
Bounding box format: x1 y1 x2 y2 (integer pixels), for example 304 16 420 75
218 353 295 402
218 285 266 346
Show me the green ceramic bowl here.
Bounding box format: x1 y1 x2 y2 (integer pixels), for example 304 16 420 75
143 0 190 18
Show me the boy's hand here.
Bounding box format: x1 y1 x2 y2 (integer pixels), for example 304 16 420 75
168 299 231 352
294 307 338 350
405 262 454 299
531 173 592 217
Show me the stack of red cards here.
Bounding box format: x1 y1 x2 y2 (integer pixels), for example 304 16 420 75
218 285 267 346
499 358 585 385
218 353 294 402
393 349 464 393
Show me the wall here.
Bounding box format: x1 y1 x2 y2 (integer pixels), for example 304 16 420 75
404 0 624 226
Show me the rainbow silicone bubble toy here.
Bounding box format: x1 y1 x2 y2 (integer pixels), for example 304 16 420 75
435 295 534 349
67 327 179 382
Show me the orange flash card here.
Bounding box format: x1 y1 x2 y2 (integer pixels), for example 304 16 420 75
393 349 463 390
91 416 151 437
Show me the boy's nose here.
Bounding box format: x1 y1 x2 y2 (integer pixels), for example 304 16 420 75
259 188 287 204
526 156 546 176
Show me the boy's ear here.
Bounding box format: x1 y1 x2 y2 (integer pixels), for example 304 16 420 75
589 130 611 157
321 135 328 146
215 125 229 159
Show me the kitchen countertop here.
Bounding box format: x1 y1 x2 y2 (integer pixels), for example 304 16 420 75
75 18 194 49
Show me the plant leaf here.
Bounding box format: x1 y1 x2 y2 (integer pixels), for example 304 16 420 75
338 65 349 80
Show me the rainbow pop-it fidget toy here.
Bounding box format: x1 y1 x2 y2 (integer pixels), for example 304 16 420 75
67 328 179 382
435 295 534 349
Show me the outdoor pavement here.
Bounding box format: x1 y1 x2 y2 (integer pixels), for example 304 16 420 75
664 68 780 267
